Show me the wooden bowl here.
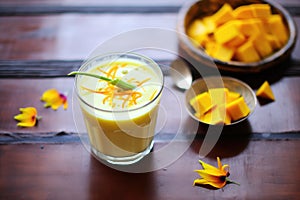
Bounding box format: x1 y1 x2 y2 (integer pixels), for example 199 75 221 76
185 76 257 125
177 0 297 73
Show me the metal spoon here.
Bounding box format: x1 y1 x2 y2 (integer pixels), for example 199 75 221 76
169 58 192 90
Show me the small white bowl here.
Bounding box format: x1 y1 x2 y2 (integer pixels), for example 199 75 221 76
185 76 257 125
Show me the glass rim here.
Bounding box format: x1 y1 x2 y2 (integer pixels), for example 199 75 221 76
74 52 164 113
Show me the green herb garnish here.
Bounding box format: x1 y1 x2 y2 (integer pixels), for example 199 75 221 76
68 71 136 90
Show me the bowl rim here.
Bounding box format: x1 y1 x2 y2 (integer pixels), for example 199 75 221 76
184 76 257 126
177 0 298 72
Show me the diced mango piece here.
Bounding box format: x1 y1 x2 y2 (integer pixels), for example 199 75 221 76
208 88 229 106
199 105 231 125
267 15 288 45
191 88 250 124
225 34 246 47
212 44 235 62
251 4 271 18
227 91 241 103
235 40 260 62
226 96 250 121
211 3 234 26
251 33 273 58
187 3 289 63
187 19 208 45
266 34 282 50
233 5 254 19
214 21 240 44
189 92 213 115
202 16 216 34
238 18 266 36
204 41 217 56
233 4 271 19
256 81 275 101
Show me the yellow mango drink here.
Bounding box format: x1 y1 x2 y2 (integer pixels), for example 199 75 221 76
74 53 163 165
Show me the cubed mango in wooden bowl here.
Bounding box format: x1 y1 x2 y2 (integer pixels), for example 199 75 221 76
177 0 297 73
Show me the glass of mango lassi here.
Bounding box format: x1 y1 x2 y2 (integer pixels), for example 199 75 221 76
74 53 164 165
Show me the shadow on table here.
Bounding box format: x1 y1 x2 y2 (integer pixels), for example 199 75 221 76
87 154 158 199
192 120 252 158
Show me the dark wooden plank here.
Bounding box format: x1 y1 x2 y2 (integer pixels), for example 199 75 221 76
0 60 169 78
0 0 299 8
0 77 299 137
0 5 180 16
0 5 299 16
0 140 300 199
0 59 299 78
0 14 177 60
0 15 299 60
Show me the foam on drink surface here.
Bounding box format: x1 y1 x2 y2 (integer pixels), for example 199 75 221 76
78 57 162 120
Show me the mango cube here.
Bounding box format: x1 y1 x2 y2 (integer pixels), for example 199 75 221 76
226 96 250 121
226 91 241 103
235 40 261 62
238 18 265 36
208 88 229 106
190 88 251 125
267 15 288 45
187 19 208 45
202 16 216 34
188 3 289 63
212 44 235 61
256 81 275 101
251 4 271 18
252 33 273 58
189 92 213 115
225 34 246 47
233 5 254 19
199 105 231 125
214 21 240 44
212 3 234 26
266 34 282 50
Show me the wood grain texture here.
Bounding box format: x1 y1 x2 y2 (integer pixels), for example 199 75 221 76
0 1 299 199
0 15 299 60
0 140 300 199
0 77 299 137
0 0 299 8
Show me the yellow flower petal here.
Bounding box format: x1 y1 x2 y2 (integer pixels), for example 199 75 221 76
222 164 229 173
199 160 225 176
17 120 36 127
19 107 37 115
194 178 227 189
195 169 226 183
41 88 68 110
41 89 60 101
14 107 38 127
63 100 68 110
217 157 222 170
194 157 237 189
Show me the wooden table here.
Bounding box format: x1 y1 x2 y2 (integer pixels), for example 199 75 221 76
0 0 300 199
